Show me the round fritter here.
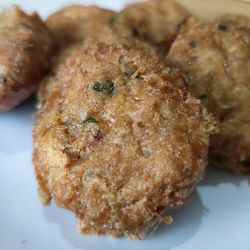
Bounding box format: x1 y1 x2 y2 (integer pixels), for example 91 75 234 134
39 5 157 107
0 6 52 111
166 15 250 174
38 5 115 106
113 0 190 54
33 32 214 239
46 5 115 52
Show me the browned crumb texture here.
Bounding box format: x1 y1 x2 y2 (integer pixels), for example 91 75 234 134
113 0 190 55
166 15 250 174
0 6 52 111
38 5 116 106
33 26 215 238
39 5 157 107
46 5 116 51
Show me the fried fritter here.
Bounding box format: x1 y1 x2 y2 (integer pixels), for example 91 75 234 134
39 5 156 106
167 15 250 174
38 5 116 106
0 6 52 111
33 31 215 238
113 0 190 54
46 5 115 51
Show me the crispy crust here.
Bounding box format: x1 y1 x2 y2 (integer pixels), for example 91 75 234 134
0 6 52 111
38 5 116 106
39 5 157 106
167 15 250 173
113 0 190 55
46 5 115 51
33 30 215 238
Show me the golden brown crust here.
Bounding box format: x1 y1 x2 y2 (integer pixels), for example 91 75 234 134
113 0 190 55
38 5 116 106
166 15 250 174
0 6 52 111
39 5 157 106
46 5 115 51
33 30 215 238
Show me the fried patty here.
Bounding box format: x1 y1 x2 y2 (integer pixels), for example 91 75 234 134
0 6 52 111
46 5 116 51
33 30 215 238
39 5 157 106
113 0 190 54
166 15 250 173
38 5 116 106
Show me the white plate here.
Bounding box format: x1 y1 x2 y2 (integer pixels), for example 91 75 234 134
0 1 250 250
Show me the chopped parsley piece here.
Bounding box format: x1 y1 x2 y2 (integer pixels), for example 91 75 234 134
188 41 196 49
82 117 99 124
92 80 115 97
92 82 107 92
218 24 227 32
106 80 115 97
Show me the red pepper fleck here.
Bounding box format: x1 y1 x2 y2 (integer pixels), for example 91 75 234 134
93 130 103 141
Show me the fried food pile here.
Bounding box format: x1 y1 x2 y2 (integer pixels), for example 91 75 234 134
0 6 52 111
1 0 250 239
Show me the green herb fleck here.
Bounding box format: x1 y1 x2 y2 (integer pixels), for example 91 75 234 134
218 24 227 32
189 41 196 49
0 76 7 84
107 80 115 97
82 117 99 124
92 80 115 97
92 82 107 92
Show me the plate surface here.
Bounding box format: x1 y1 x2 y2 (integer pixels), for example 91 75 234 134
0 1 250 250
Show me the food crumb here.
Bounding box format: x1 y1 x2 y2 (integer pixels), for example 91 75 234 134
163 215 173 224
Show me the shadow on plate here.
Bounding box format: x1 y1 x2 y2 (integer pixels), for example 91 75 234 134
2 94 37 114
200 166 248 187
16 94 37 112
43 192 205 250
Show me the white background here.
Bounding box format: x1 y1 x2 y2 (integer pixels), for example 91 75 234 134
0 1 250 250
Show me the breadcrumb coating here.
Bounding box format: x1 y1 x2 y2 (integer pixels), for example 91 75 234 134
38 5 116 107
113 0 190 55
0 6 52 111
167 15 250 173
33 31 215 238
